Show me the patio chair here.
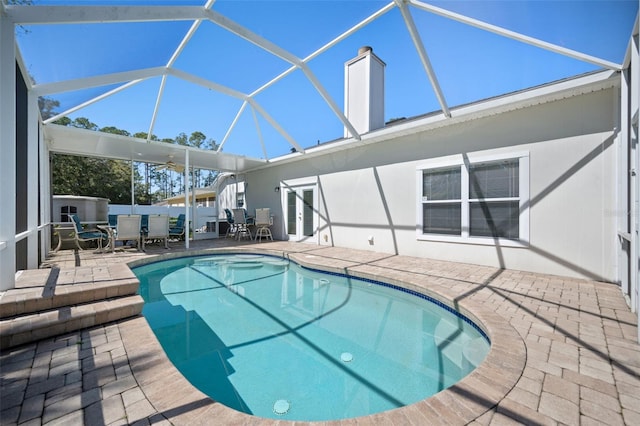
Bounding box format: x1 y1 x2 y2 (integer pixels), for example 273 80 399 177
146 214 169 249
224 208 237 238
243 208 255 226
232 208 252 240
112 215 142 252
169 214 186 241
140 214 149 238
70 214 107 251
254 208 273 241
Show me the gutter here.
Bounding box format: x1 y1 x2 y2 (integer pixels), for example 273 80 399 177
252 70 620 172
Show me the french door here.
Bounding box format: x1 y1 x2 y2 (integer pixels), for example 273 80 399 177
285 185 316 242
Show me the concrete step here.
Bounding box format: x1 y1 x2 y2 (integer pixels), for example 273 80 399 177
0 265 143 350
0 295 144 350
0 267 139 319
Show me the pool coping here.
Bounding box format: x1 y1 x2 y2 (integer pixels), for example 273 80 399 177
123 247 526 424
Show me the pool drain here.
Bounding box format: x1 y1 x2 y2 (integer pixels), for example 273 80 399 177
273 399 290 415
341 352 353 362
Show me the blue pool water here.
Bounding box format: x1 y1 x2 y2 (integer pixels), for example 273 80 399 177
133 254 490 421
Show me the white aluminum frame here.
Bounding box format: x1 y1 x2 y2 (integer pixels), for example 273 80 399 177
0 12 16 290
10 1 623 164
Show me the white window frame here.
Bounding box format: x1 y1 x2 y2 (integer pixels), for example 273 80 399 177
416 151 529 247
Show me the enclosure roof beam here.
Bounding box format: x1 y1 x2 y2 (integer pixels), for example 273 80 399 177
33 67 166 96
397 0 450 117
6 5 205 25
409 0 622 71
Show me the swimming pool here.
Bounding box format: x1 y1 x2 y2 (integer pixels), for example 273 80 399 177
134 253 490 421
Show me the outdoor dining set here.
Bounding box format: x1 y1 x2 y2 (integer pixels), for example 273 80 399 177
224 208 273 241
60 213 185 253
54 208 272 253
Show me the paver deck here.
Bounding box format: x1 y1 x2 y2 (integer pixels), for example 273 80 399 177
1 239 639 425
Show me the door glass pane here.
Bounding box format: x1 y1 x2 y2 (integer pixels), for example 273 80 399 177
469 159 519 199
423 167 461 200
469 201 519 239
302 189 314 237
423 203 461 235
287 191 296 235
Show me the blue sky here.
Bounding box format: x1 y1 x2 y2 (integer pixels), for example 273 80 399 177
16 1 638 159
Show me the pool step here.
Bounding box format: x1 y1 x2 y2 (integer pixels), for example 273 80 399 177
0 266 143 350
0 296 144 350
0 268 139 319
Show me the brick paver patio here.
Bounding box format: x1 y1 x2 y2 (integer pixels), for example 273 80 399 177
1 239 638 425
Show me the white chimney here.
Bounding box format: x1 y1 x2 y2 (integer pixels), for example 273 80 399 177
344 46 385 137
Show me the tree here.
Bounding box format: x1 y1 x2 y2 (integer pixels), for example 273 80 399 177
184 131 220 188
51 119 145 204
51 154 134 204
53 116 71 126
70 117 98 131
175 132 188 146
100 126 130 137
189 131 207 148
38 97 59 120
47 110 222 203
133 132 158 202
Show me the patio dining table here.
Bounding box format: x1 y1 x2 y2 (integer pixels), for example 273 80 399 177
98 219 152 252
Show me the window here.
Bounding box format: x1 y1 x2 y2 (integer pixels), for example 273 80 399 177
469 159 520 239
422 167 461 235
417 153 529 246
61 205 77 222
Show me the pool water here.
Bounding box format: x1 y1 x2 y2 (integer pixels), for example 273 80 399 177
134 254 490 421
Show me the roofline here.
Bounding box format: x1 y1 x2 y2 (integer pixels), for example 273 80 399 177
252 69 620 172
43 69 619 175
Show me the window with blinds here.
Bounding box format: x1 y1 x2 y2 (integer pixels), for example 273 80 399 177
468 159 520 239
418 153 529 245
422 167 461 235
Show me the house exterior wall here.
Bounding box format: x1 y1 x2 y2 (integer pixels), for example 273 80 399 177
247 87 619 281
216 180 246 215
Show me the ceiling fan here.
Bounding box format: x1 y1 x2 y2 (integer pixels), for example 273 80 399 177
156 155 184 173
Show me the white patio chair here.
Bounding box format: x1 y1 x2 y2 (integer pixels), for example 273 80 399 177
232 208 252 240
254 208 273 241
146 214 169 249
112 215 142 252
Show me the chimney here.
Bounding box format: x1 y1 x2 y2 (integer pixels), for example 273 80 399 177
344 46 386 137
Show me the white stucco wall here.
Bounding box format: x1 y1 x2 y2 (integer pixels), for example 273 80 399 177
216 180 246 218
246 87 619 281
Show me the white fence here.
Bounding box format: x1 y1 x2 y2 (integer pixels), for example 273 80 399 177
108 205 189 217
108 205 220 238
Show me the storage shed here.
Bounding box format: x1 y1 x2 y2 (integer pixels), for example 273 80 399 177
52 195 109 224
